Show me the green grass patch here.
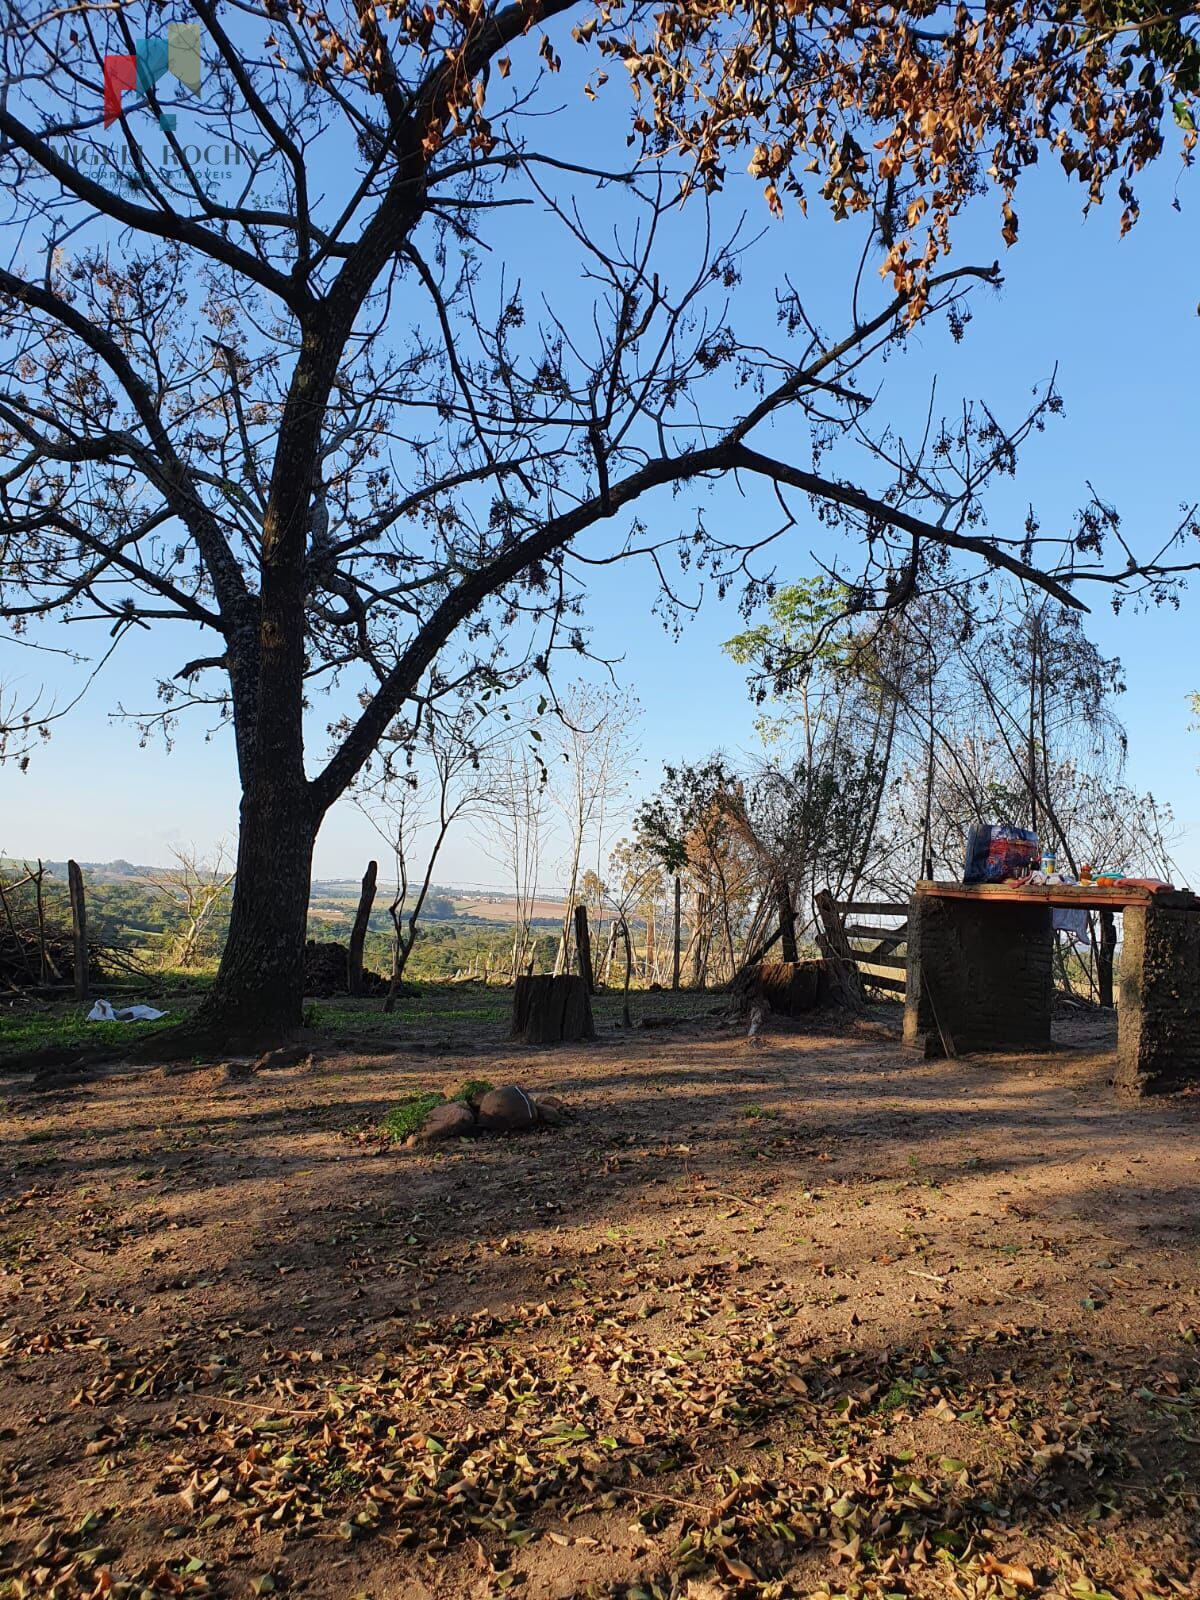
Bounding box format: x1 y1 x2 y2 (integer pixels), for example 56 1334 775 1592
378 1078 495 1141
380 1092 446 1142
0 1000 192 1066
1 979 714 1070
454 1078 493 1105
742 1102 778 1120
314 995 512 1031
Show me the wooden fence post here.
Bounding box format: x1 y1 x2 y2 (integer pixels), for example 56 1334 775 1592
67 858 88 1001
348 859 378 996
1098 909 1117 1009
814 889 864 1011
574 903 595 993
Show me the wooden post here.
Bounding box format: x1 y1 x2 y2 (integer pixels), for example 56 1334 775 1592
67 858 88 1001
574 903 595 993
1098 909 1117 1009
814 888 864 1010
672 874 681 991
347 859 378 996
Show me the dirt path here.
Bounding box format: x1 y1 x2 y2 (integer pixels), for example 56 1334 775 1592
2 1012 1198 1599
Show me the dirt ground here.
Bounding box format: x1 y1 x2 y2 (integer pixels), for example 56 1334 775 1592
2 1005 1199 1600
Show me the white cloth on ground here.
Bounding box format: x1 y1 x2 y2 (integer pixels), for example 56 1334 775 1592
86 1000 168 1022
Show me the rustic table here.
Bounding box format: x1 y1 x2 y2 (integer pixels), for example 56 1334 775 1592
903 881 1200 1094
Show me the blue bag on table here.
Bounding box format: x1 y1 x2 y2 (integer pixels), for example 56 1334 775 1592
963 823 1040 885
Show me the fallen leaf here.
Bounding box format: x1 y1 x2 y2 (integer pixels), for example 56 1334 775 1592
981 1554 1036 1589
722 1556 758 1584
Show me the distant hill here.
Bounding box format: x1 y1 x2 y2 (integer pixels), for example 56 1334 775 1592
5 860 567 925
44 859 164 882
2 856 166 883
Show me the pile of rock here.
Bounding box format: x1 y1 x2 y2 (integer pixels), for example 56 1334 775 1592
415 1085 571 1145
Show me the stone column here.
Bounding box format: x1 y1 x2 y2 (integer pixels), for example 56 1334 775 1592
904 892 1053 1056
1116 902 1200 1095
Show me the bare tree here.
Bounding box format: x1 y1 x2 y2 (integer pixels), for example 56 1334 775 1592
355 700 496 1006
0 856 64 987
143 844 236 970
548 684 639 975
578 866 608 973
483 738 550 982
603 837 664 1020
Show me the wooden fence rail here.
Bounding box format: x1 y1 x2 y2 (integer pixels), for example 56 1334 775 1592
831 893 910 998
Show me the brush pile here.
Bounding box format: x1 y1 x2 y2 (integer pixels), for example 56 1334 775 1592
303 940 387 997
0 863 144 991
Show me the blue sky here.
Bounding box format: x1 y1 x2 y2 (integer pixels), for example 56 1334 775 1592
2 78 1198 888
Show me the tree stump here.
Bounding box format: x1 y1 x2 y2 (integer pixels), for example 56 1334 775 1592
511 974 596 1044
733 959 835 1016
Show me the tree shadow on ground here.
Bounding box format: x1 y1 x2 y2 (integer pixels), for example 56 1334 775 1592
1 1012 1198 1598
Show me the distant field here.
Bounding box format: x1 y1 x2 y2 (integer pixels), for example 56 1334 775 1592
458 896 566 923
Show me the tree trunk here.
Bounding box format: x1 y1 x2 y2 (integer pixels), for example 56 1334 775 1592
555 838 583 976
691 891 709 988
348 859 378 996
672 874 681 990
776 876 798 963
619 916 633 1027
182 774 317 1051
175 316 330 1051
384 917 420 1009
177 916 201 969
600 919 619 986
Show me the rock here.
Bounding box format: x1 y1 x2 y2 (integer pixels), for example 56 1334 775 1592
533 1094 572 1127
414 1102 477 1144
477 1085 539 1133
